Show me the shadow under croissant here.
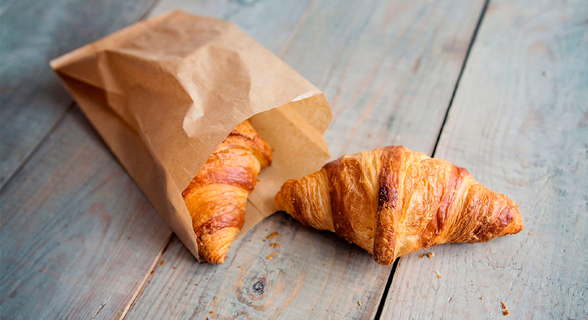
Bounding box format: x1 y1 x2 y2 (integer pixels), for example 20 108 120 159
138 212 389 317
139 211 521 317
262 211 519 263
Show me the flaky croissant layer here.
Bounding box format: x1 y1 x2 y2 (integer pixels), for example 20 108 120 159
183 120 272 264
275 145 523 265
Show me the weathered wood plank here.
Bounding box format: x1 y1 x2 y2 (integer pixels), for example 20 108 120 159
149 0 314 54
0 1 324 319
0 109 172 320
382 0 588 318
127 215 389 319
126 0 486 318
0 0 157 188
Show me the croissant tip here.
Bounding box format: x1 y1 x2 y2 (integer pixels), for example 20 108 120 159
198 250 229 264
208 256 226 264
507 204 524 235
273 181 291 213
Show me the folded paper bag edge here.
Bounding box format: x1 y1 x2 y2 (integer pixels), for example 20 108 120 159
49 10 333 262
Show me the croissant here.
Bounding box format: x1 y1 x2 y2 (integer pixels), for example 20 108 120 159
275 145 523 265
183 120 272 264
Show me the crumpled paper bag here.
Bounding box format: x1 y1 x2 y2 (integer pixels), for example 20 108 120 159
50 10 332 260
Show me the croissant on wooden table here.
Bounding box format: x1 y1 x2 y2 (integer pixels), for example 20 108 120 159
274 145 523 265
183 120 272 264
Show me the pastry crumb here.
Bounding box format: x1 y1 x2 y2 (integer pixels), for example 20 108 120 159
501 301 510 316
418 253 424 259
265 232 280 239
186 278 189 281
288 299 292 303
309 245 312 250
266 252 278 260
434 271 442 279
367 134 372 137
426 252 434 259
210 311 214 314
479 297 483 300
160 260 164 265
269 243 281 248
358 301 362 306
528 231 532 235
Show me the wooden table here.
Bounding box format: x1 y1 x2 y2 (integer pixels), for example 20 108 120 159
1 0 586 319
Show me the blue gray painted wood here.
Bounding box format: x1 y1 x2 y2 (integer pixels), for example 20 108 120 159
0 0 157 188
381 0 588 318
0 109 172 319
5 0 584 319
125 0 486 318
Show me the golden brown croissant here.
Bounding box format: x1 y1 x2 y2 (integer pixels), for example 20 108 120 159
275 145 523 265
183 120 272 264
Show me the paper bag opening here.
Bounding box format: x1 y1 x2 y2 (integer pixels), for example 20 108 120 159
50 10 333 260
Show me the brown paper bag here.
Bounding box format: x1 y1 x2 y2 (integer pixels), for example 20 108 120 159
50 10 332 260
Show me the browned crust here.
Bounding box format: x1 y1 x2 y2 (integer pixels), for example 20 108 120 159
183 119 272 264
195 208 246 236
184 160 257 194
420 165 469 248
324 159 355 243
223 120 272 167
373 146 404 265
274 144 523 265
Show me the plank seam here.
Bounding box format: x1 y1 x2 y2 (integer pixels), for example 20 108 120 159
374 2 491 318
373 257 400 320
139 0 162 20
0 0 162 193
0 102 75 192
120 233 175 320
119 1 326 317
430 0 490 158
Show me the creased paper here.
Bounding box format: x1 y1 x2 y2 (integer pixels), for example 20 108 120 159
50 10 332 260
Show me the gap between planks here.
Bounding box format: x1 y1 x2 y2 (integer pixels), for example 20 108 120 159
120 1 319 318
430 0 490 159
7 0 490 318
0 0 162 192
120 234 174 320
121 1 492 318
372 2 491 319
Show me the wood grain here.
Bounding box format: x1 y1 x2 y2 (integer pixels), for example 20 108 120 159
0 1 322 319
287 0 487 159
382 0 588 318
126 214 390 319
125 0 486 318
0 0 157 188
0 109 172 320
149 0 315 54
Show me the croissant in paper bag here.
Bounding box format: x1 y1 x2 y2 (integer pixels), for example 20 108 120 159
183 120 272 264
274 145 523 265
